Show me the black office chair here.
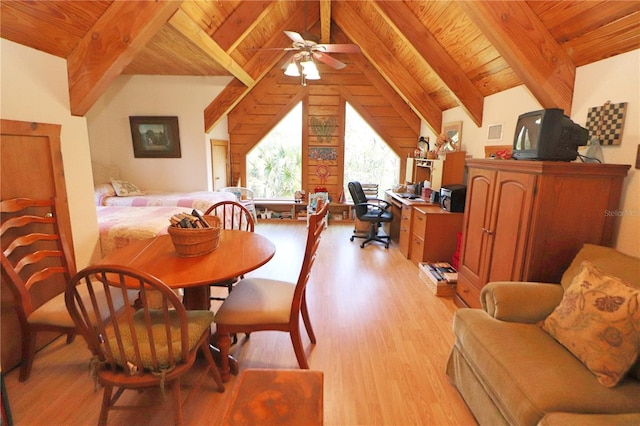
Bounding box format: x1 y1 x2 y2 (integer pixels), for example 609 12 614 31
348 181 393 249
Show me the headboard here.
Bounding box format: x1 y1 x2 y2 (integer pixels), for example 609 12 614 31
91 162 121 186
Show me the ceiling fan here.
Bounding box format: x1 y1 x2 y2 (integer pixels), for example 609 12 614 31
282 30 361 71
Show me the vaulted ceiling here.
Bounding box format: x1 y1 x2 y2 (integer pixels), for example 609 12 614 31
2 0 638 134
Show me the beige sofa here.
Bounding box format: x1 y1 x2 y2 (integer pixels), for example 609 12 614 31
446 244 640 425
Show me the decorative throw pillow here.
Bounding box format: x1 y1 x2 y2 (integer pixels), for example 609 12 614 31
110 179 144 197
541 261 640 387
94 183 116 206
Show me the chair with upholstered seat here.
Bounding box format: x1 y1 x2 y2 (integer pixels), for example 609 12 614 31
65 264 224 425
347 181 393 249
1 198 79 381
213 203 329 382
205 201 255 302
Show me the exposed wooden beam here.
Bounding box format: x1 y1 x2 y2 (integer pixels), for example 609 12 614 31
203 5 314 132
459 1 575 114
214 1 274 53
168 8 254 87
374 1 484 127
333 1 442 134
320 0 331 44
67 0 182 116
332 28 419 134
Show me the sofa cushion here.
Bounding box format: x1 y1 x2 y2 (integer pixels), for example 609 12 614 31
452 309 640 425
542 261 640 387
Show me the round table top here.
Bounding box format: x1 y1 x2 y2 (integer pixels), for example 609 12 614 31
98 230 276 289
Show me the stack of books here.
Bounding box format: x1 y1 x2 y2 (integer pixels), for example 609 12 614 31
418 262 457 297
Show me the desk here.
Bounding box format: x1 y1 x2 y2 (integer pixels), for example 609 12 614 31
99 230 276 311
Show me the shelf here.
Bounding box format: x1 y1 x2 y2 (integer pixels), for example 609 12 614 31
255 199 353 223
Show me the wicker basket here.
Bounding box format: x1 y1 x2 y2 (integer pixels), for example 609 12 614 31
167 215 221 257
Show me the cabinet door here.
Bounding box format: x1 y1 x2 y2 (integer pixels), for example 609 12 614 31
484 170 536 283
458 168 495 290
1 119 74 371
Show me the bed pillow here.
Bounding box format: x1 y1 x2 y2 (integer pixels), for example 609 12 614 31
541 261 640 387
94 183 116 206
111 179 145 197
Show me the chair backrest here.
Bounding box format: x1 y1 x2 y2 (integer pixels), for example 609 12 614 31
347 182 368 218
65 264 193 375
205 201 254 232
1 197 76 317
221 187 254 202
290 203 328 320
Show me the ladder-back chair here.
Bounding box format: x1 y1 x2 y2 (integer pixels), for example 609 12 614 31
213 203 328 382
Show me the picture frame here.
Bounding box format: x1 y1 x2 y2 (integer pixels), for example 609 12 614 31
129 116 181 158
442 121 463 145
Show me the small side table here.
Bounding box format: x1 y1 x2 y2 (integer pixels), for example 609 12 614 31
223 369 323 426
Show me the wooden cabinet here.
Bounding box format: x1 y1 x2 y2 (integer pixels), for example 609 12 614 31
409 206 464 265
399 204 413 257
456 159 629 308
405 151 466 190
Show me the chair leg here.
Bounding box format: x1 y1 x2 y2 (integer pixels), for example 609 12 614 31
172 379 183 426
65 333 75 344
19 330 36 382
289 326 309 370
300 293 316 343
215 331 232 383
98 384 113 426
200 339 225 392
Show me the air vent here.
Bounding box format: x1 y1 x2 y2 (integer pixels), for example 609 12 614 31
487 124 503 141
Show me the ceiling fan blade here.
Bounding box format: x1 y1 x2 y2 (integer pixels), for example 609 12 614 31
315 43 361 54
284 30 306 44
313 52 346 70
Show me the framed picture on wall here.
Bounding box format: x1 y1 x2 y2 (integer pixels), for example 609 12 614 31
129 116 181 158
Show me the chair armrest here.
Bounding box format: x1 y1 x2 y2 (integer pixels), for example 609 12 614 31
480 281 565 323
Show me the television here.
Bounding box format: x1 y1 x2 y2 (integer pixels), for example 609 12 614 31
512 108 589 161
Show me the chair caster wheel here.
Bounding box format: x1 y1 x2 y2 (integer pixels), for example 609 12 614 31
360 243 365 248
350 236 355 242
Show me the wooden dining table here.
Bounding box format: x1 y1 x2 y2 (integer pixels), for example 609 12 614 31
98 230 276 375
99 230 276 311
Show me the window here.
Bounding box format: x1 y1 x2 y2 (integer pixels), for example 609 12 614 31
247 102 302 198
343 103 399 200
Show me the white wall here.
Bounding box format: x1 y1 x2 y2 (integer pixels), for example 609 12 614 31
86 75 232 191
0 39 99 267
422 49 639 257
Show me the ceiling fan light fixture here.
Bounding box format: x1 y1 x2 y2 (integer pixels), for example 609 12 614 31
284 60 300 77
304 67 320 80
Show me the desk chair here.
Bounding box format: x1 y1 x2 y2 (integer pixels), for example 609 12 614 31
205 201 255 302
65 265 224 426
221 187 258 223
348 181 393 249
213 203 329 382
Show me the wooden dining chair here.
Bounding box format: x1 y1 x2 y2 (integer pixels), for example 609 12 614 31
213 203 329 382
65 264 225 426
205 201 255 302
0 197 78 381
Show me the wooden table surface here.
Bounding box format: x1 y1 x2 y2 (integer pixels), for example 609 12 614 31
99 230 276 310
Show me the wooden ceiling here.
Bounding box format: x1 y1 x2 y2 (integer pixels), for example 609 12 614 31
2 1 638 133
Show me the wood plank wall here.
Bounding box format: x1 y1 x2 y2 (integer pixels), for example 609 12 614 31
228 53 421 202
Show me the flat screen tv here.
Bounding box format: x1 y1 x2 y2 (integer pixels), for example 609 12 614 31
512 108 589 161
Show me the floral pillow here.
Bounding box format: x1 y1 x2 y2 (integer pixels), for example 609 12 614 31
110 179 145 197
94 183 116 206
541 261 640 387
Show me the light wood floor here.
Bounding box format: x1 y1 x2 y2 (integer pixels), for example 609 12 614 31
4 222 477 425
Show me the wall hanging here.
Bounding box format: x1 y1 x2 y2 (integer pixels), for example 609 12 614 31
129 116 181 158
585 101 627 146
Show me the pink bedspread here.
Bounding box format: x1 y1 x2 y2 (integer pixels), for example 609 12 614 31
100 191 235 212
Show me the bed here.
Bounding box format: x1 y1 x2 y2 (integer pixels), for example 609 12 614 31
94 180 235 212
96 206 188 256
